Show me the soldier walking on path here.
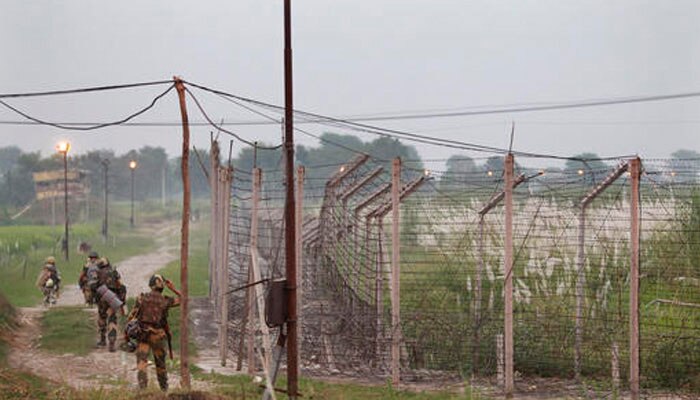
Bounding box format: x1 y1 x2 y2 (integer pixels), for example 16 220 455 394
126 274 181 391
36 256 61 306
93 257 125 352
78 251 100 305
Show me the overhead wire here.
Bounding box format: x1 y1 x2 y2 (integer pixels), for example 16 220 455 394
0 79 174 99
0 84 175 131
183 87 282 150
183 80 646 161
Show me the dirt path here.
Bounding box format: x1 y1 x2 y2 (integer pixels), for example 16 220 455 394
6 221 210 391
59 223 179 307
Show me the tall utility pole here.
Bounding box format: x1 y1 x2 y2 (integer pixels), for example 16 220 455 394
283 0 299 397
102 159 109 240
174 77 192 389
57 141 71 261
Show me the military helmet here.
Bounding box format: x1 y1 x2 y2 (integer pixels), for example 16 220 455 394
45 256 56 264
88 251 99 259
149 274 165 290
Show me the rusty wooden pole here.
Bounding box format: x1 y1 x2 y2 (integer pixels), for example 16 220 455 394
62 150 69 261
629 157 641 400
283 0 299 397
296 165 305 368
390 157 401 386
504 153 514 397
174 76 191 389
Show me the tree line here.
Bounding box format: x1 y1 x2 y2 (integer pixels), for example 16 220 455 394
0 138 697 215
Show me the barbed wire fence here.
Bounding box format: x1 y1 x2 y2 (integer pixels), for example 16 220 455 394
209 145 699 398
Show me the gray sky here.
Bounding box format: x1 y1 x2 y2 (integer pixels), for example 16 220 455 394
1 0 699 169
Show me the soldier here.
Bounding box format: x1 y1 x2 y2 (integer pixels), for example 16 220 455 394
93 257 124 352
126 274 180 391
78 251 100 305
36 256 61 305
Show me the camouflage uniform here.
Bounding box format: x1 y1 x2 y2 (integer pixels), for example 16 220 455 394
130 284 179 391
94 260 123 351
36 258 61 305
78 252 100 305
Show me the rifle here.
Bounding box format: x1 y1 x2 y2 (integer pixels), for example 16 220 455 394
164 321 173 360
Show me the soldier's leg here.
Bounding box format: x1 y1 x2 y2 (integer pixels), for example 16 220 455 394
82 286 92 304
152 337 168 391
96 303 107 346
107 307 118 351
136 341 150 389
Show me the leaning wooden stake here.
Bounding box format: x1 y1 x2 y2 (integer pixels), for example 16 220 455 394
390 157 401 387
504 153 514 398
174 76 191 389
629 157 641 400
246 168 262 374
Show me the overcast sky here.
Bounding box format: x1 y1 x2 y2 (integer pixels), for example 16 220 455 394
1 1 698 169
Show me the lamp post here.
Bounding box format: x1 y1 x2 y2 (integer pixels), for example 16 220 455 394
101 159 110 240
56 141 71 261
129 160 137 228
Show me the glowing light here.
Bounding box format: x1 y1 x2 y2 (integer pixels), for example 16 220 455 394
577 169 584 176
671 171 677 177
487 170 493 177
424 169 431 177
56 141 71 154
339 165 346 173
129 160 138 170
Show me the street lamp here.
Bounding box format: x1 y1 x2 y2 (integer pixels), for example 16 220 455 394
56 141 70 261
129 160 137 228
101 159 110 240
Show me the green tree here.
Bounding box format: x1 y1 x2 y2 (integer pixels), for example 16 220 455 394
441 155 478 189
564 153 609 185
669 149 700 183
0 146 21 174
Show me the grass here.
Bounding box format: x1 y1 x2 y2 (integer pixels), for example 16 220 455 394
158 218 210 298
0 223 157 307
40 306 96 356
192 369 480 399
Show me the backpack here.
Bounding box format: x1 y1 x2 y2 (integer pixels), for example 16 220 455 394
86 264 99 289
125 319 144 341
96 266 116 289
137 292 170 328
